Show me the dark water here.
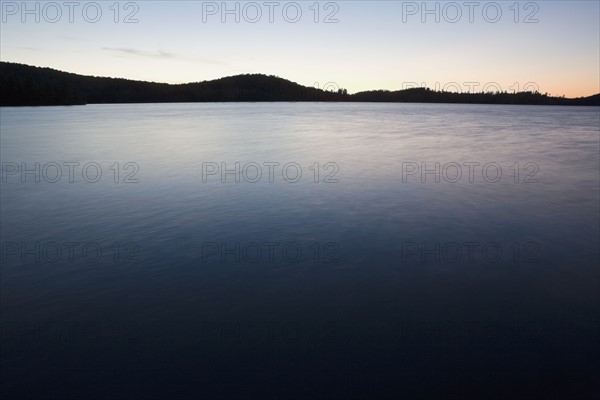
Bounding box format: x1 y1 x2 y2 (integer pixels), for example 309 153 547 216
1 103 599 398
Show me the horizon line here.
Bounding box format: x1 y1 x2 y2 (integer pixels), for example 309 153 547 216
3 60 598 100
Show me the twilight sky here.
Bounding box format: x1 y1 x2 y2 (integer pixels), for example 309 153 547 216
1 0 599 97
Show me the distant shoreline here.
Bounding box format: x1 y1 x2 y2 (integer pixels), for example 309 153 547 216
2 62 599 107
2 102 599 108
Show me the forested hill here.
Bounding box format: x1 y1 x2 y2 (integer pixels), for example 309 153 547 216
0 62 343 105
1 62 599 106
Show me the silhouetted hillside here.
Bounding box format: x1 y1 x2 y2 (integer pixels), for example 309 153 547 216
351 87 600 106
0 62 345 105
1 62 598 106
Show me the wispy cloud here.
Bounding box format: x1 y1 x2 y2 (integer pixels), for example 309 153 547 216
102 47 223 65
2 45 44 52
103 47 173 58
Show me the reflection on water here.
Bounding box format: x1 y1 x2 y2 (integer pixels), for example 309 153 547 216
1 103 599 398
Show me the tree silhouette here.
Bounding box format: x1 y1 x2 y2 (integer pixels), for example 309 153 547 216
1 62 598 106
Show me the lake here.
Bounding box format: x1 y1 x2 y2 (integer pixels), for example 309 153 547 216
1 103 599 398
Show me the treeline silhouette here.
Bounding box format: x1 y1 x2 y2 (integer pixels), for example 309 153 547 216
1 62 598 106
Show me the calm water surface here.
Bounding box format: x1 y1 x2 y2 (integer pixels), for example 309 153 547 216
1 103 599 398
